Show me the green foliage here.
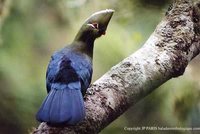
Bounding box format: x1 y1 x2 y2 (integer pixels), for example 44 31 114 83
0 0 199 134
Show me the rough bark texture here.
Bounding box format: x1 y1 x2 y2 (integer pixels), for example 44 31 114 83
33 0 200 133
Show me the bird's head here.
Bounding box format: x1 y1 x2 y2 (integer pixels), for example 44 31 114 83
83 9 114 37
74 9 114 42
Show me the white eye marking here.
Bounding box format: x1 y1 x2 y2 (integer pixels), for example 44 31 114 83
92 23 98 29
87 23 99 29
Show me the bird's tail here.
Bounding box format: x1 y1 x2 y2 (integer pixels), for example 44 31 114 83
36 87 85 125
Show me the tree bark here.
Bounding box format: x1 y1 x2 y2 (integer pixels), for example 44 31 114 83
33 0 200 133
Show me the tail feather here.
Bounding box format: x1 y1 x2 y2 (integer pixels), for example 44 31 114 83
37 89 56 121
59 89 72 122
36 88 85 125
67 89 85 124
49 89 63 123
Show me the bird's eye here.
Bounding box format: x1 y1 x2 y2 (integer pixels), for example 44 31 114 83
91 23 98 29
87 23 99 29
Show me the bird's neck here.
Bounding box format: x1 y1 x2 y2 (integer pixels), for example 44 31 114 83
73 31 95 58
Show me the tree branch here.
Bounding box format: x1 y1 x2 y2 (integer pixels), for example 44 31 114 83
33 0 200 133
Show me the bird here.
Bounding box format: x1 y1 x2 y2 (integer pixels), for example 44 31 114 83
36 9 114 125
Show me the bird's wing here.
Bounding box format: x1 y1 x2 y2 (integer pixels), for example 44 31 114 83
46 52 80 93
70 54 93 95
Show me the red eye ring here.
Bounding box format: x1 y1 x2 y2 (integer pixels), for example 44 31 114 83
92 23 98 29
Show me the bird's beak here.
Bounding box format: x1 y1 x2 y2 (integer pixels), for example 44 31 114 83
85 9 114 35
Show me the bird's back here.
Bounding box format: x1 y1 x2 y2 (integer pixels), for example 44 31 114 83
36 45 92 125
46 46 93 94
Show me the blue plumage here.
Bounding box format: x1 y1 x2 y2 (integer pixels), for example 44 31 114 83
36 47 92 125
36 9 114 125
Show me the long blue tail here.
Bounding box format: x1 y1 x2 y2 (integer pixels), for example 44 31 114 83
36 87 85 125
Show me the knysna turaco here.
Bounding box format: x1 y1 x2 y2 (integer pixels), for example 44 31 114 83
36 9 114 125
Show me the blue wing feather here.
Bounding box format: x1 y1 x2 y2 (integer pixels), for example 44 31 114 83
70 53 93 95
37 47 92 125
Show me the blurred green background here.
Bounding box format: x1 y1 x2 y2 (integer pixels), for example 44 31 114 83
0 0 200 134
